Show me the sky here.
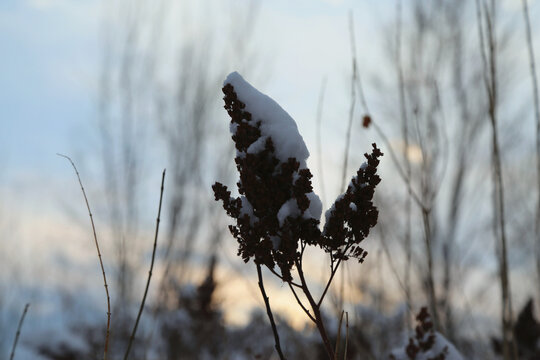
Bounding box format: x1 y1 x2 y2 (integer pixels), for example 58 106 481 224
1 0 536 177
0 0 393 180
0 0 399 332
2 0 540 353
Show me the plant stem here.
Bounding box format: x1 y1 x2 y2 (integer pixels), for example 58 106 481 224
296 259 334 359
475 2 517 358
9 303 29 360
256 263 286 360
521 0 540 304
59 154 111 360
124 169 165 360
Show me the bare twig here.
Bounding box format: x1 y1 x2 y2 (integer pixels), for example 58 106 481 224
474 3 517 359
395 0 413 330
295 258 334 358
369 120 426 209
316 78 328 207
334 310 345 360
421 207 439 329
256 263 286 360
344 312 349 360
521 0 540 302
9 303 29 360
267 267 302 288
318 257 344 307
378 223 413 315
341 11 358 193
288 282 316 323
58 154 111 360
124 169 166 360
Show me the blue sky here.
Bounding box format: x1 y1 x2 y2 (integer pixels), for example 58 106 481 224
1 0 532 183
0 0 100 178
1 0 540 345
0 0 395 181
0 0 399 329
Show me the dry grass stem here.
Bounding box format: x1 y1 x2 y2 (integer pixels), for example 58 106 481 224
124 169 166 360
256 263 286 360
521 0 540 301
341 11 358 193
9 303 29 360
316 77 327 207
334 310 345 360
473 3 517 358
58 154 111 360
344 312 349 360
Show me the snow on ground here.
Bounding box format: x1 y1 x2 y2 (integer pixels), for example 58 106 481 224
389 331 464 360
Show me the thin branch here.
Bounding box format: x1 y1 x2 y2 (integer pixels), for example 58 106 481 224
316 77 328 207
288 282 316 323
318 257 343 308
521 0 540 301
296 258 334 358
475 0 490 94
422 207 439 330
396 0 413 330
344 312 349 360
9 303 29 360
267 266 302 288
334 310 345 360
369 120 426 209
124 169 166 360
476 3 517 358
58 154 111 360
378 223 413 315
341 10 358 192
256 263 286 360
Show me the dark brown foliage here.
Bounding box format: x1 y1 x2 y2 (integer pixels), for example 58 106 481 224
213 83 382 282
492 298 540 360
362 114 372 128
322 143 382 261
390 307 448 360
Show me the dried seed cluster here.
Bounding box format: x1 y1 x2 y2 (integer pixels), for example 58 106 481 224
213 83 382 282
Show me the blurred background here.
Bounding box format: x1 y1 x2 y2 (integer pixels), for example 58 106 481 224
1 0 540 359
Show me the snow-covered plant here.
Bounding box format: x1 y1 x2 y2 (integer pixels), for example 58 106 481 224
389 307 464 360
213 72 383 359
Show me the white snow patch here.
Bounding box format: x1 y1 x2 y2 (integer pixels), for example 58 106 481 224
389 332 464 360
246 135 268 154
277 198 300 226
240 196 258 225
305 192 322 221
276 192 322 227
324 194 345 225
230 122 239 134
224 72 310 168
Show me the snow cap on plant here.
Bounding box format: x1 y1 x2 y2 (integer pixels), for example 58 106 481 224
212 72 382 281
389 307 464 360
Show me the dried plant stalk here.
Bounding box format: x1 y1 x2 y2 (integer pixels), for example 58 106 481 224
124 169 166 360
59 154 111 360
9 303 30 360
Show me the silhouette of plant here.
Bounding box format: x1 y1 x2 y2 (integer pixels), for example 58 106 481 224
213 72 383 359
492 298 540 360
389 307 449 360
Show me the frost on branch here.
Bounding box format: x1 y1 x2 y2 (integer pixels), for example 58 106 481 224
212 72 382 282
